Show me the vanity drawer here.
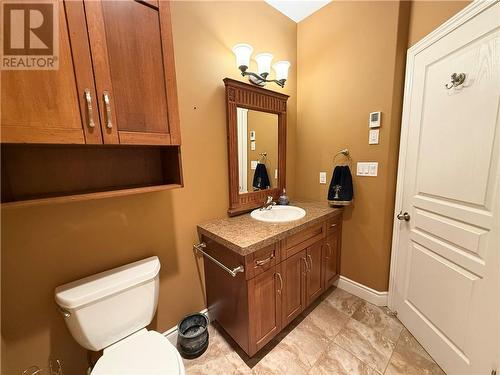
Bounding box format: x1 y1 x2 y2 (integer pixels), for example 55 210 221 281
327 216 341 236
245 243 279 279
282 223 325 259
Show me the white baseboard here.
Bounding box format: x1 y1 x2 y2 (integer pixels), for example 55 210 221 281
163 308 210 346
334 276 388 306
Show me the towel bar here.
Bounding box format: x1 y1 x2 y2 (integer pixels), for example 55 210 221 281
193 242 244 277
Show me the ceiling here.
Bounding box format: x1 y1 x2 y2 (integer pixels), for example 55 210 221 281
264 0 332 23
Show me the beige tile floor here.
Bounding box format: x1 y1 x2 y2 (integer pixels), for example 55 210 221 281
183 288 445 375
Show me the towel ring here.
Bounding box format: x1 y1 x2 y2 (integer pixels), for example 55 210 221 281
333 148 352 169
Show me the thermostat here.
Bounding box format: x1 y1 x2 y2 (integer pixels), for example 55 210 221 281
369 111 381 128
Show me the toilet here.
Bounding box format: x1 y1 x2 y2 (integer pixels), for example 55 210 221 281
55 256 185 375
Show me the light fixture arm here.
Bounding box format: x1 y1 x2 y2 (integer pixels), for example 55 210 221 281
238 66 286 88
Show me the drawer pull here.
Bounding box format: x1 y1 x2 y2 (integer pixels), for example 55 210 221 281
329 223 337 228
307 254 313 270
103 91 113 129
255 253 274 267
276 272 283 294
84 89 95 128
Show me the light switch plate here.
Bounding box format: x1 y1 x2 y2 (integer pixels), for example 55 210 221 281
250 130 256 141
369 129 379 144
250 141 256 150
319 172 327 184
251 160 258 170
357 162 378 176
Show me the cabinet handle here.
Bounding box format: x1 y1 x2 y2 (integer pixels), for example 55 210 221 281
301 257 308 273
307 254 313 270
325 242 332 259
330 223 337 228
84 89 95 128
103 91 113 129
255 253 275 267
276 272 283 295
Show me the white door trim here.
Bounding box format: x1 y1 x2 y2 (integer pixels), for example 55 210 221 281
387 0 498 310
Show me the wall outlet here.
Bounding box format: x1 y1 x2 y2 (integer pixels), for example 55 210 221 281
251 160 258 170
319 172 327 184
357 162 378 176
250 141 256 150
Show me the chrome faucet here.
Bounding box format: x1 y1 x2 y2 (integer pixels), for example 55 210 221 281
261 196 276 210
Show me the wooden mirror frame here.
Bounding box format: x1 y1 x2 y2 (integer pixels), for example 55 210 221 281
224 78 289 216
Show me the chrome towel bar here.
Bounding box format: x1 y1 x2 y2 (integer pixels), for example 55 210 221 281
193 242 244 277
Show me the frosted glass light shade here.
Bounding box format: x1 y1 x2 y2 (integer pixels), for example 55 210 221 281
255 53 273 75
232 43 253 69
273 61 291 81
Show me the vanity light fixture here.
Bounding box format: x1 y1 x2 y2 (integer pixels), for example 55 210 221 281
232 43 290 88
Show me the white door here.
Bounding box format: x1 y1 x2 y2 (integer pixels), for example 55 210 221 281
390 2 500 374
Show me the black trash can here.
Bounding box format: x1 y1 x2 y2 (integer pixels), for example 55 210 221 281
177 313 209 359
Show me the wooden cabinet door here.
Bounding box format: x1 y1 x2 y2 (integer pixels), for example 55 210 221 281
248 266 282 355
84 0 180 145
281 249 307 327
323 232 339 288
305 240 323 306
1 1 101 144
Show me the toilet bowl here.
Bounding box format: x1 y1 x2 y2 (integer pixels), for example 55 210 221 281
55 256 185 375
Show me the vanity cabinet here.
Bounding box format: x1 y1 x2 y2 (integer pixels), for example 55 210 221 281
1 0 180 145
199 208 342 357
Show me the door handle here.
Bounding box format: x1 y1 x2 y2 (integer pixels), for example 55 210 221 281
301 257 308 273
307 254 313 270
397 211 411 221
84 89 95 128
275 272 283 295
103 91 113 129
324 242 332 259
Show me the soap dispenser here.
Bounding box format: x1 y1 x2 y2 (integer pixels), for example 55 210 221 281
278 189 289 205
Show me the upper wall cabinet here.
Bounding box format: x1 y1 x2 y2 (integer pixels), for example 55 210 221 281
85 0 180 145
0 0 180 146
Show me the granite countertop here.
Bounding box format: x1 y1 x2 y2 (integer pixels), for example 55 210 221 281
197 200 343 256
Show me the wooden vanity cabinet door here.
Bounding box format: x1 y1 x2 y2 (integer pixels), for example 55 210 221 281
305 240 323 306
281 250 307 327
84 0 180 145
1 1 101 144
248 266 282 355
323 220 341 288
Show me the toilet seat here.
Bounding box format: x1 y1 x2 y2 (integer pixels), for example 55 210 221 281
91 329 185 375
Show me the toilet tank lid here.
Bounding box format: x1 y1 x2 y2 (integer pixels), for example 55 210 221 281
55 256 161 309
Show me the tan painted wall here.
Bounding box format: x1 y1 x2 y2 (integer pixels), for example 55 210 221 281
0 2 297 373
247 111 279 190
295 0 470 292
408 1 470 47
296 0 409 292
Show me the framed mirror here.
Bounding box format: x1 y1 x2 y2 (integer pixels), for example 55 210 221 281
224 78 288 216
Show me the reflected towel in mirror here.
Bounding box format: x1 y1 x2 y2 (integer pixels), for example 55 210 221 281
253 163 270 190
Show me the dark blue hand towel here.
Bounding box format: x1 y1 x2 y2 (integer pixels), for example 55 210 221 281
253 163 270 190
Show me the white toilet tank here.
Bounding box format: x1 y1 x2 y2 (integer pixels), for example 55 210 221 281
55 256 161 351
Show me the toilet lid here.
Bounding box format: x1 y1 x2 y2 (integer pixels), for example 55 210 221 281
91 330 184 375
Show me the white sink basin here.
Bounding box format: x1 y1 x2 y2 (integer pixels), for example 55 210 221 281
250 205 306 223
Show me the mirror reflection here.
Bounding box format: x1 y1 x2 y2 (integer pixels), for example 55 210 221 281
236 108 278 194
